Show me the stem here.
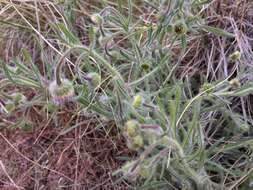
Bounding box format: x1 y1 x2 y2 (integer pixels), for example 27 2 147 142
0 92 13 100
175 74 233 128
75 95 112 118
55 45 124 85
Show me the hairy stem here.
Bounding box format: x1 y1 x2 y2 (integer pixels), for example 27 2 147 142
55 45 124 85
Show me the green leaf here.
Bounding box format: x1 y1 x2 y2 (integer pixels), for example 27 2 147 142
0 60 16 84
76 95 112 118
138 181 170 190
192 0 212 6
56 23 80 45
21 49 42 85
203 25 235 38
209 138 253 154
183 98 201 147
169 84 182 138
233 83 253 97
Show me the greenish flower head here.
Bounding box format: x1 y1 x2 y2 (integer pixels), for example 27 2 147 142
160 136 170 146
132 95 143 108
49 79 75 105
229 78 241 90
173 21 187 36
121 161 139 180
44 102 57 113
127 135 144 151
10 92 26 105
98 34 114 48
90 13 103 25
86 72 101 88
140 63 150 71
229 51 241 62
139 161 151 179
140 124 163 144
140 60 152 71
125 120 140 138
200 83 214 94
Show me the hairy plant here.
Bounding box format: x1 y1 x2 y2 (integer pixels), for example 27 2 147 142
0 0 253 189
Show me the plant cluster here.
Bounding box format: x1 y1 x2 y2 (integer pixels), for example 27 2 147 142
1 0 253 189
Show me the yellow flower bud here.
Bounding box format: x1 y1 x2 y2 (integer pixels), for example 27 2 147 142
127 135 144 151
229 51 241 62
132 95 143 108
200 83 214 94
86 72 101 88
139 163 150 179
229 78 241 90
125 120 139 137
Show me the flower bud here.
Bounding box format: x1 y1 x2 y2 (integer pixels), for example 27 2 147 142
160 136 170 146
121 161 139 180
44 102 57 113
239 123 250 133
173 21 187 35
90 13 103 25
48 79 75 105
229 51 241 62
85 72 101 88
140 124 163 144
132 95 143 108
229 78 241 90
139 161 151 179
125 120 140 137
128 135 144 150
200 83 214 94
11 92 26 105
2 93 26 114
98 34 114 48
140 62 150 71
109 50 122 62
159 136 181 151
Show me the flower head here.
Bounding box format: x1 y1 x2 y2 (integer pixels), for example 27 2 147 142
11 92 26 105
121 161 139 180
85 72 101 88
98 32 114 49
200 83 214 94
140 124 163 144
229 78 241 90
48 78 75 105
229 51 241 62
173 21 187 36
139 161 151 179
127 135 144 151
132 95 143 108
125 120 140 137
90 13 103 25
140 63 150 71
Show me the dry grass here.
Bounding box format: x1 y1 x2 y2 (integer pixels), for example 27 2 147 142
0 109 132 189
